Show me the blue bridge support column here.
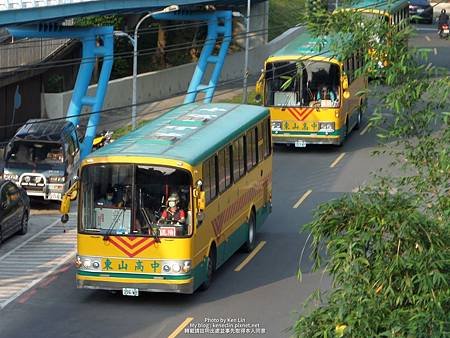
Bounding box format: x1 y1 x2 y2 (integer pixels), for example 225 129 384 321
7 24 114 159
153 11 232 104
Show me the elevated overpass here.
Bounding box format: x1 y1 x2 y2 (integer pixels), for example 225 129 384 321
0 0 265 26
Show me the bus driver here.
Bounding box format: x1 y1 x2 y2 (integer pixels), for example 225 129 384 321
159 193 186 224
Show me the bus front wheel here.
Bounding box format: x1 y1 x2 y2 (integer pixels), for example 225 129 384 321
243 211 256 252
200 246 216 291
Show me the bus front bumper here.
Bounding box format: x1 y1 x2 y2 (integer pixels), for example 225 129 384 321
273 134 342 146
77 274 194 294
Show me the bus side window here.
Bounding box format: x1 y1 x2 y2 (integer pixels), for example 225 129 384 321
225 145 232 188
218 149 226 193
246 129 257 171
203 156 217 204
257 124 264 163
264 118 271 158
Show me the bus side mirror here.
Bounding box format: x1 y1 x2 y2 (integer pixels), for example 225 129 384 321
198 191 206 211
342 75 349 91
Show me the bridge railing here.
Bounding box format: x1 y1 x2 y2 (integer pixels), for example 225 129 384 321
0 0 99 10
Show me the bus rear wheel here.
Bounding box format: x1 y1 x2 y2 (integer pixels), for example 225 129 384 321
200 246 216 291
355 106 363 130
243 211 256 252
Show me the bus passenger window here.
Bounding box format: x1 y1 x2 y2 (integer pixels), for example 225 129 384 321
225 146 232 188
233 137 245 180
218 150 226 193
203 156 217 204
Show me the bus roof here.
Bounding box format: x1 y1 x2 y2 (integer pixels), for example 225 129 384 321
341 0 408 13
88 103 269 166
270 30 344 60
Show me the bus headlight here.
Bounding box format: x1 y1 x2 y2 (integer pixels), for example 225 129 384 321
162 260 191 274
271 121 282 131
172 263 181 273
75 256 82 268
76 255 101 271
83 259 92 269
182 261 191 273
319 122 335 132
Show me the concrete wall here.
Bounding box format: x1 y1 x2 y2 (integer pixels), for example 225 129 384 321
43 25 304 120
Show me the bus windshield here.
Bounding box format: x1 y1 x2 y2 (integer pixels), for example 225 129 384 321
264 61 340 108
80 164 192 238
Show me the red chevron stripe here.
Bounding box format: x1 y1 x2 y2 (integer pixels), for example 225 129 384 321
108 237 156 257
114 236 148 249
287 108 302 120
301 108 314 121
298 107 312 119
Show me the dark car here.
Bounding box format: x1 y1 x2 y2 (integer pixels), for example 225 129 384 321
409 0 433 24
0 180 30 243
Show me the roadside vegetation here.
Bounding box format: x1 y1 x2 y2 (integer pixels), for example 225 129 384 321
269 0 305 41
294 1 450 337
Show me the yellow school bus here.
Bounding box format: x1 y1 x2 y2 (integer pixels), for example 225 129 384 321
60 103 272 294
256 31 367 147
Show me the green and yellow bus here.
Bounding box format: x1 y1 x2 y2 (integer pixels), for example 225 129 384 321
335 0 409 28
256 31 367 147
60 103 272 294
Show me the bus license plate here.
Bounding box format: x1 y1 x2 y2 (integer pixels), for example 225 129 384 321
122 288 139 296
294 140 306 148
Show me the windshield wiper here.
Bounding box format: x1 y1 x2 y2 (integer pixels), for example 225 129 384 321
103 208 125 241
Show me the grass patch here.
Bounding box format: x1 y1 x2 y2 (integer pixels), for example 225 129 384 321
269 0 304 41
219 89 260 105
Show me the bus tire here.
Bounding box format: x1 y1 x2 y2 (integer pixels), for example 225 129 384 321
19 211 29 235
355 106 363 130
200 245 216 291
243 211 256 253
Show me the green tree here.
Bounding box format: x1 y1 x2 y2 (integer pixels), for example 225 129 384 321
294 1 450 336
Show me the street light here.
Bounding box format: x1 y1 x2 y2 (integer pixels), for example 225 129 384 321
115 5 179 130
233 0 251 104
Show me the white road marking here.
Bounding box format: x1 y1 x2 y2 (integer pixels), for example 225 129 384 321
330 153 346 168
425 35 431 41
415 27 437 31
360 122 371 136
434 48 438 55
0 221 76 310
293 190 312 209
234 241 267 272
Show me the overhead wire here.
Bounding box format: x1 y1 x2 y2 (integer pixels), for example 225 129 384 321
0 0 399 132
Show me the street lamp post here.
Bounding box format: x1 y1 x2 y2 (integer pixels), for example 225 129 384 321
234 0 252 104
115 5 179 130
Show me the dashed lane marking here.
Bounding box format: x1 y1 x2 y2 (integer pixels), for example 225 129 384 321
168 317 194 338
434 47 438 55
234 241 266 272
360 122 371 136
0 221 76 310
330 153 346 168
425 35 431 41
293 190 312 209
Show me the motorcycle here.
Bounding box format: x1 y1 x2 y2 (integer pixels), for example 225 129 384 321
439 23 449 39
92 130 114 151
